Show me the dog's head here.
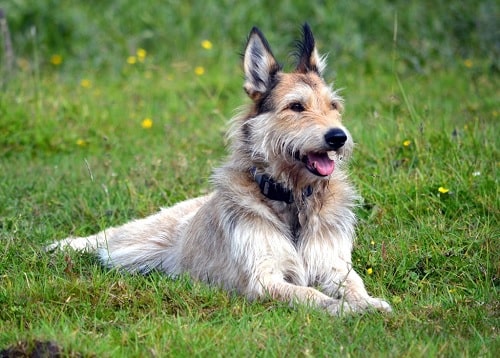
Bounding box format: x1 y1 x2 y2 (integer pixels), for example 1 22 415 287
235 24 353 186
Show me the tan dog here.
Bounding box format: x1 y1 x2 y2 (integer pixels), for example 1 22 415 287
48 24 392 315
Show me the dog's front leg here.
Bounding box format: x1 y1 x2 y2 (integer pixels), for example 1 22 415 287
259 275 358 315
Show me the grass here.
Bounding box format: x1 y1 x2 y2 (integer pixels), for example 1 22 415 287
1 0 498 356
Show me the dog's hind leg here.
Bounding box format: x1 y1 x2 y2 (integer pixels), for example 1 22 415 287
46 195 211 274
45 230 113 253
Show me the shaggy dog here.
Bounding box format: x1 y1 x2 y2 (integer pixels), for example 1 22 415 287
48 24 392 315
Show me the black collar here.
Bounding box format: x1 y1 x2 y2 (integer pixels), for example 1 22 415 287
251 168 313 204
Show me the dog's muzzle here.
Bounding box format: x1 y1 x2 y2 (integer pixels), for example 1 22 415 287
296 128 347 177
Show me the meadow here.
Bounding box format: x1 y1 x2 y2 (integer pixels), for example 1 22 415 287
0 0 498 356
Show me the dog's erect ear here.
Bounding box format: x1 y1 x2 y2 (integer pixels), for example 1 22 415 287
295 23 326 76
243 27 281 101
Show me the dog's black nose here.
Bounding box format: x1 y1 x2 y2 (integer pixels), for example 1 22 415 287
324 128 347 150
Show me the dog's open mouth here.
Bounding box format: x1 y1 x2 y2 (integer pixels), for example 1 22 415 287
302 152 335 177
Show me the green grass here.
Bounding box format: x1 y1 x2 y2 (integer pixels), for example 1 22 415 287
1 0 498 356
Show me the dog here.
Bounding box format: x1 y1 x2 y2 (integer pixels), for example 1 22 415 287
47 24 392 315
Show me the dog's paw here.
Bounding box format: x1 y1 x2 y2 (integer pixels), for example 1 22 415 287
368 297 392 312
44 237 82 252
333 296 392 314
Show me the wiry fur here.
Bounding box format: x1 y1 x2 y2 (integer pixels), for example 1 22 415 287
47 24 391 315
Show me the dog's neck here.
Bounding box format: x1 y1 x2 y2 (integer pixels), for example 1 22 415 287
250 168 313 204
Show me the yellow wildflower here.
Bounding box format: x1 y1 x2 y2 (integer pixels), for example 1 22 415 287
76 139 86 147
50 54 63 66
392 296 402 304
403 140 411 147
438 186 449 194
194 66 205 76
201 40 213 50
127 56 137 64
141 118 153 129
137 48 147 62
366 267 373 275
80 79 92 88
464 59 473 68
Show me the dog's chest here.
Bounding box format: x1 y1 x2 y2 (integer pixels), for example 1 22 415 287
272 203 305 246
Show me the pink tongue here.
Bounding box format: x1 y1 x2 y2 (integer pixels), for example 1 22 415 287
308 153 335 176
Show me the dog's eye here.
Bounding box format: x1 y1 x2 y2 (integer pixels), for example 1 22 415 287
289 102 305 112
331 101 339 110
